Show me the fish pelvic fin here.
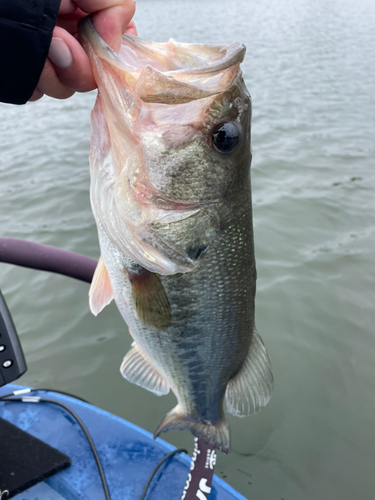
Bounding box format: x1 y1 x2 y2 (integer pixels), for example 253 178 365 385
89 256 114 316
225 328 274 417
154 405 231 454
120 342 170 396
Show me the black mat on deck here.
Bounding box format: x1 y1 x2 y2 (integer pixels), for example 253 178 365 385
0 417 71 498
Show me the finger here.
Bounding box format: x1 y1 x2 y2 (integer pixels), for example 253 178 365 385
125 19 137 36
75 0 136 50
73 0 130 13
29 88 44 102
48 1 137 94
55 9 87 35
57 7 136 42
36 59 75 99
93 3 136 50
48 27 96 92
59 0 77 15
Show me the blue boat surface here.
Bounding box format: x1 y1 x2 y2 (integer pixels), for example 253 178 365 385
0 385 247 500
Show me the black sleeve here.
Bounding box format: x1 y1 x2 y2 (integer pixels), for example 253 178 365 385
0 0 61 105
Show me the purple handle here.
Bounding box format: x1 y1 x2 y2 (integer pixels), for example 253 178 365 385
0 238 97 284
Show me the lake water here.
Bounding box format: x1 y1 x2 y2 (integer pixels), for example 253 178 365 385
0 0 374 498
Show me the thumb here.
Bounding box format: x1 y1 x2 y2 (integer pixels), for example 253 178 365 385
48 26 96 92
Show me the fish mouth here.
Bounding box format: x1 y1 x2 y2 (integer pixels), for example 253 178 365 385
78 15 245 104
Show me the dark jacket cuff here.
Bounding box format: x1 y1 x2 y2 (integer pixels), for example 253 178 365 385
0 0 61 105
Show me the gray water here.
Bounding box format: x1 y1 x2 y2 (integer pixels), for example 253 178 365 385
1 0 374 498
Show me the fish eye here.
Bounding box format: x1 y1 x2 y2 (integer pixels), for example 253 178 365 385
212 122 240 154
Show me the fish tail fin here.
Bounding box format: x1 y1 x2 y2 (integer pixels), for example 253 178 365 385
154 405 230 454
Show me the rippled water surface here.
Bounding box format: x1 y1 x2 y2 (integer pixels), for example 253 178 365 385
1 0 374 498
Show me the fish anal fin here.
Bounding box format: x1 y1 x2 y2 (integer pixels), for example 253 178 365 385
128 267 171 330
89 256 114 316
225 328 274 417
120 342 170 396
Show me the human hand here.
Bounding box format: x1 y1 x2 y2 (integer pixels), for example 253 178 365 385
29 0 136 101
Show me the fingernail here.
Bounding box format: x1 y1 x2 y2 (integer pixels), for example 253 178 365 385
49 38 73 69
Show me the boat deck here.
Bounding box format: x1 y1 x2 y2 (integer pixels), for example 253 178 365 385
0 385 246 500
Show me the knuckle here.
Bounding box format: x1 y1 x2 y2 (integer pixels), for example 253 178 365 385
120 0 136 17
52 89 75 100
41 62 56 82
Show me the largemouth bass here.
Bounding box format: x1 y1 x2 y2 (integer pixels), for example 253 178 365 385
79 16 273 453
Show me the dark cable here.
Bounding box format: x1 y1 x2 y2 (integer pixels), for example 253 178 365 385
33 388 90 404
1 395 111 500
140 448 188 500
0 391 17 400
0 388 89 404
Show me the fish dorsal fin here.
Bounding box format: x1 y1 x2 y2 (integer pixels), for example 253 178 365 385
127 267 171 330
120 342 170 396
225 328 274 416
89 256 114 316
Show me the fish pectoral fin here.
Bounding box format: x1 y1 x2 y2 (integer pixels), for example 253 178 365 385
89 256 114 316
128 268 171 330
120 342 170 396
225 328 274 417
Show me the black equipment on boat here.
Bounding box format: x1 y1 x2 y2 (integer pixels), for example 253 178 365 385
0 290 27 388
0 416 71 498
